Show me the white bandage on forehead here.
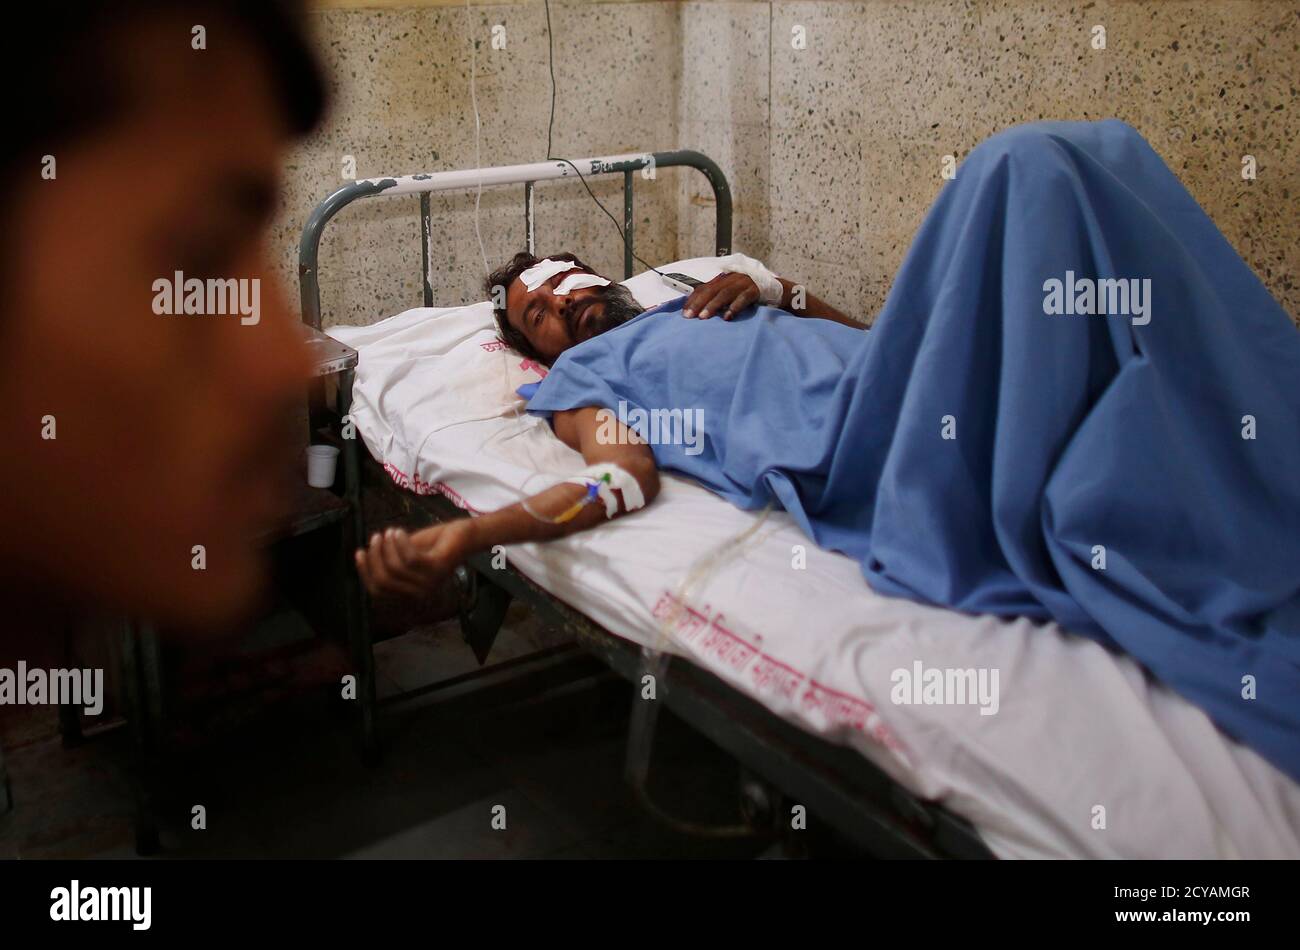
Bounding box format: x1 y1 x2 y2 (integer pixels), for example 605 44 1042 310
553 272 611 296
565 462 647 519
520 258 579 292
715 253 783 306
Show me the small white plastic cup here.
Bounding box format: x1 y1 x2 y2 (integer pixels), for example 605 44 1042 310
306 444 340 488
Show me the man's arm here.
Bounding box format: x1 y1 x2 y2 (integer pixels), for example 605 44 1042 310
356 407 658 598
775 277 862 328
683 272 863 328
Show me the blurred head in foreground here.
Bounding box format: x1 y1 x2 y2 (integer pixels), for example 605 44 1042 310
1 2 325 637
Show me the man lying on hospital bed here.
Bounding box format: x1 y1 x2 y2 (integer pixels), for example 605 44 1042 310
353 250 855 595
355 119 1300 785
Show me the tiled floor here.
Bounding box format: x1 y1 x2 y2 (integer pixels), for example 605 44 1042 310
0 608 772 860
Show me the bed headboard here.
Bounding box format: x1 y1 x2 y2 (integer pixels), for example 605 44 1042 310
298 150 733 330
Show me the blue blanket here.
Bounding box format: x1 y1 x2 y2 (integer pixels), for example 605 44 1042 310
528 120 1300 781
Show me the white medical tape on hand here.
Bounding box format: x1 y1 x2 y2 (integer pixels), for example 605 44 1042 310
716 253 783 306
553 272 611 295
520 258 578 292
565 463 647 519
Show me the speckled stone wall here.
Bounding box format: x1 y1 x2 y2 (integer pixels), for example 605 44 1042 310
677 0 1299 324
274 2 683 327
278 1 1298 329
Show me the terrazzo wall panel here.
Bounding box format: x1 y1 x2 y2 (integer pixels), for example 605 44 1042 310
677 0 1299 324
274 2 684 327
276 1 1298 329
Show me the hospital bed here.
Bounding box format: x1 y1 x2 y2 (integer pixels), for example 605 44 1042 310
299 151 1300 860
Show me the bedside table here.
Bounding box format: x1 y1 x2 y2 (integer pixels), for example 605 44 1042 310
299 325 375 760
119 326 376 854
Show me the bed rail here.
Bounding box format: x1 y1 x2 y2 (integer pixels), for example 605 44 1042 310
298 149 733 329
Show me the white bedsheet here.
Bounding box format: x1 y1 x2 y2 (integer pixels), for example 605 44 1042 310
328 259 1300 859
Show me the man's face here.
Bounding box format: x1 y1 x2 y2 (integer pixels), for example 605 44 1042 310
503 265 637 364
1 20 310 631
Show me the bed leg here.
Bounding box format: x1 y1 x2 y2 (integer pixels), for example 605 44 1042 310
340 520 379 765
120 620 163 856
0 742 12 815
455 566 512 666
336 367 379 764
56 623 86 749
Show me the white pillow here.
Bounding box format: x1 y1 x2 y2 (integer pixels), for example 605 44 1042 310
325 256 734 510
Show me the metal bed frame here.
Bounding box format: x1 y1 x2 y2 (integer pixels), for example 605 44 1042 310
299 150 994 859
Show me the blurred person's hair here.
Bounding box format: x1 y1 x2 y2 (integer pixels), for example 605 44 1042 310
486 251 591 362
6 1 325 174
486 251 645 362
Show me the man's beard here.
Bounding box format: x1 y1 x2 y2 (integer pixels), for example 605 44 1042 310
567 282 644 342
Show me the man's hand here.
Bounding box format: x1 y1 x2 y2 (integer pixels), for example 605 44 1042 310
685 272 864 329
356 408 661 602
682 273 761 320
355 520 475 599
